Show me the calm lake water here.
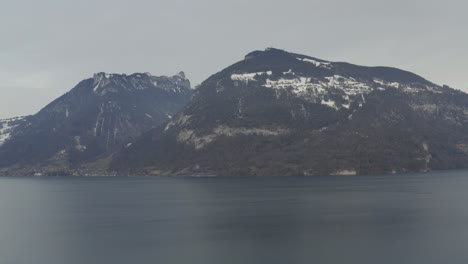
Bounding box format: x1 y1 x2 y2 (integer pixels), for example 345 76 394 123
1 171 468 264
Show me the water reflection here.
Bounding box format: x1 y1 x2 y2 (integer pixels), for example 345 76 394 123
0 171 468 263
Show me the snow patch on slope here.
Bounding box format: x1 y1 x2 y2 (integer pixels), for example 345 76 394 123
297 57 332 69
0 117 25 146
228 62 441 112
177 126 290 149
231 71 273 82
261 74 372 109
321 99 339 110
373 78 441 94
74 136 87 152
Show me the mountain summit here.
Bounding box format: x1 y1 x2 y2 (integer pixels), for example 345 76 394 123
110 48 468 176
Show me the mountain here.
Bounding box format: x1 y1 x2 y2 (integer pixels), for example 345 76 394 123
0 72 192 175
110 48 468 176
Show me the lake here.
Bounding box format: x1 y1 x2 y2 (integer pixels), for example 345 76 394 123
1 171 468 263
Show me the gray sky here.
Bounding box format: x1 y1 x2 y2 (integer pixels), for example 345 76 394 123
0 0 466 118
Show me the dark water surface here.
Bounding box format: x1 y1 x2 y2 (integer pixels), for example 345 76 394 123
1 171 468 264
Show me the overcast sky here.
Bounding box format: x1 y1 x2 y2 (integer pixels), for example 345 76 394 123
0 0 466 118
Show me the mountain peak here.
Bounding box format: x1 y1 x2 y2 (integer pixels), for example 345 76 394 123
90 71 191 95
92 72 150 80
176 71 186 79
92 72 188 81
244 47 291 60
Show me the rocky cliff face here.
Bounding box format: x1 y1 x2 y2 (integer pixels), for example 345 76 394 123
0 72 193 175
110 48 468 176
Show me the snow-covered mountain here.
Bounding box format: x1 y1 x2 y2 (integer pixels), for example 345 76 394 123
110 48 468 176
0 72 193 175
232 49 442 110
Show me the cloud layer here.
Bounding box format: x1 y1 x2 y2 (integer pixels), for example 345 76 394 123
0 0 466 118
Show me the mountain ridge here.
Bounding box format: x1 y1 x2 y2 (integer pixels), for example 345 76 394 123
1 48 467 176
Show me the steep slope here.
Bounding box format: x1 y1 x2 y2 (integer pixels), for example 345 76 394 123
111 48 468 176
0 72 192 175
